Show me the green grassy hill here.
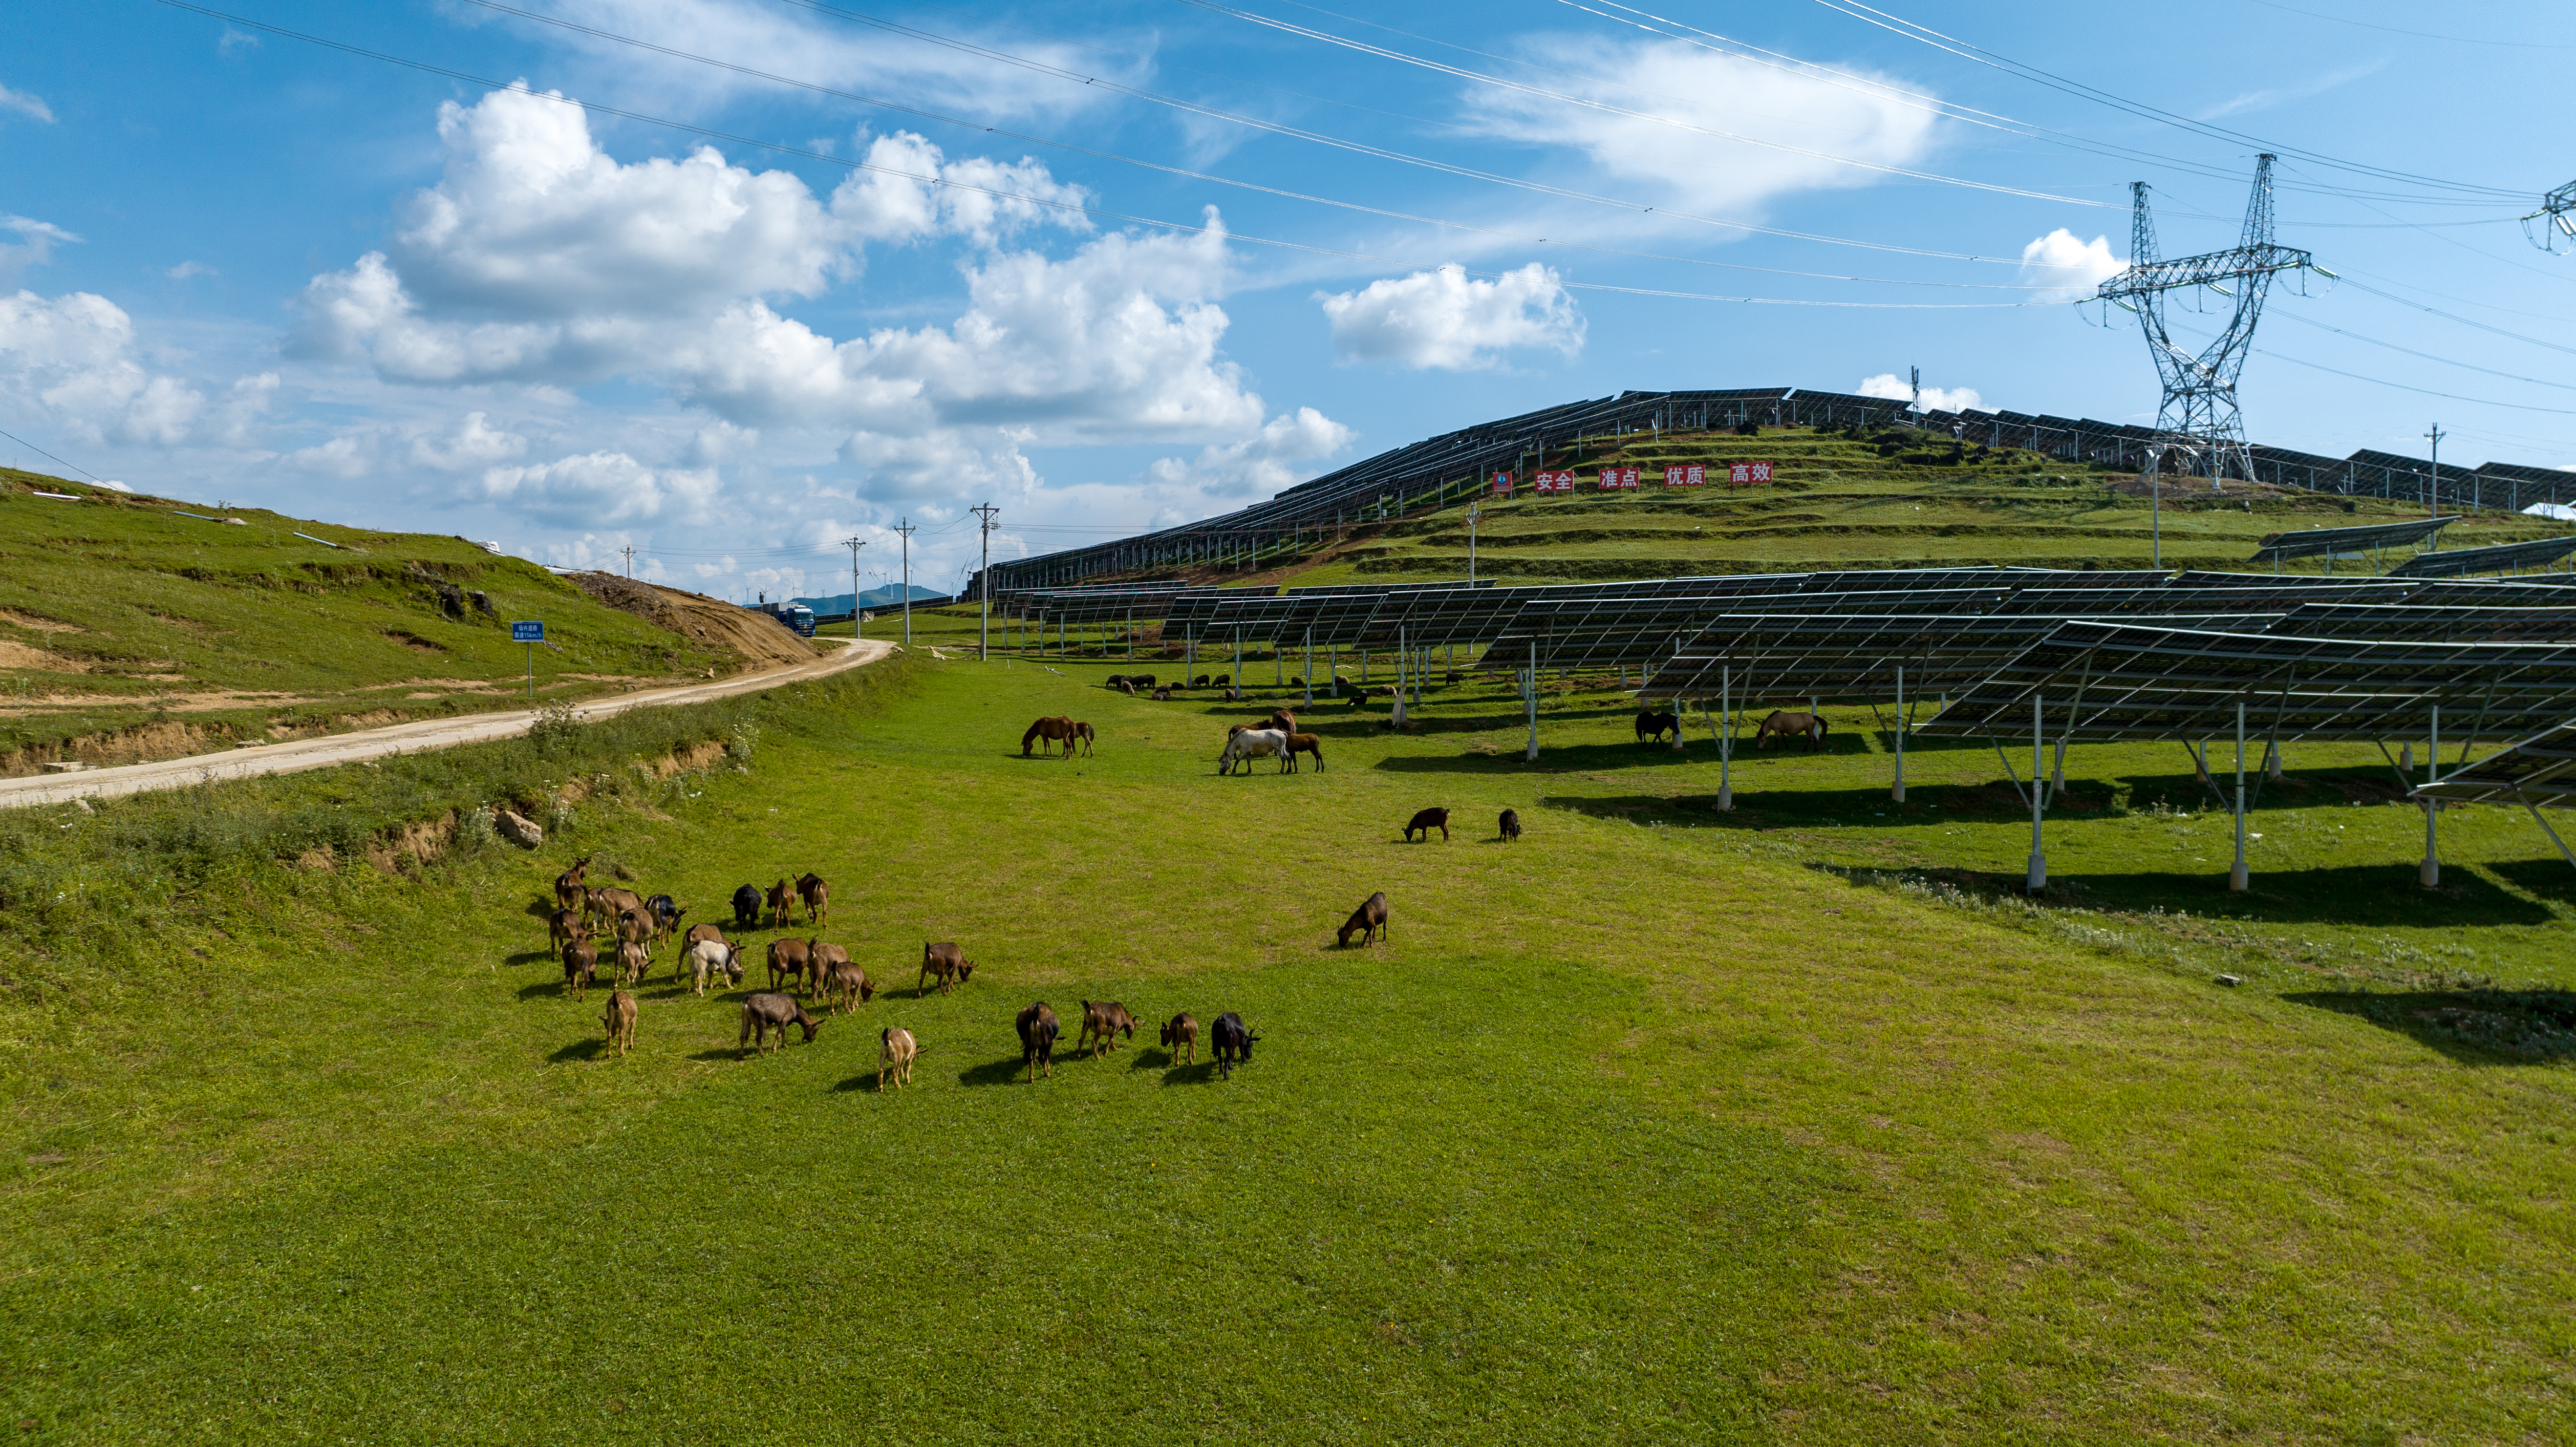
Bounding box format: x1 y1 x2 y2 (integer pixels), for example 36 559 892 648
0 468 749 773
1244 424 2563 587
5 619 2566 1443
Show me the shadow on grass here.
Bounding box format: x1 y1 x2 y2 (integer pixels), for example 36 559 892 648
504 949 557 967
687 1047 748 1062
831 1071 887 1093
957 1055 1030 1087
1160 1060 1219 1085
516 979 570 1001
2283 989 2576 1064
1130 1046 1174 1071
2489 857 2576 904
547 1038 605 1063
1812 857 2563 928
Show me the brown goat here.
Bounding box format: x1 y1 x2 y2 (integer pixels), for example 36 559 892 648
683 922 727 950
767 936 815 996
812 943 874 1014
1403 808 1450 842
739 993 821 1056
919 942 974 997
601 989 637 1057
586 885 644 933
1337 891 1390 947
562 939 600 1000
613 907 656 962
796 872 828 926
547 906 581 953
554 857 590 912
765 877 794 930
1078 1000 1138 1059
1160 1013 1199 1065
616 939 651 987
1017 1001 1060 1082
879 1026 917 1090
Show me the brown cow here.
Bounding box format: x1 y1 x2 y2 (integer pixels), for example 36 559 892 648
767 937 815 996
765 878 795 930
879 1026 916 1090
1403 808 1450 843
1078 1000 1138 1059
795 872 828 926
1160 1013 1198 1066
562 939 600 1000
1338 891 1390 947
602 989 637 1057
739 993 821 1056
919 942 974 997
1017 1001 1060 1082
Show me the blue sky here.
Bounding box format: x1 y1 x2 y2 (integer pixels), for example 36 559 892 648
4 0 2571 597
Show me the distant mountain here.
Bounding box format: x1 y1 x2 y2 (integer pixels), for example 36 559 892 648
790 584 945 614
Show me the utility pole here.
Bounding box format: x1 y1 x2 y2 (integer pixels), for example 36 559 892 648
621 544 636 578
893 517 916 645
2425 423 2446 538
843 535 866 640
971 502 1000 661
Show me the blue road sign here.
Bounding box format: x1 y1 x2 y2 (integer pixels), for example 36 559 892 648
512 621 544 643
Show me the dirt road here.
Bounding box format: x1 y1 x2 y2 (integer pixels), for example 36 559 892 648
0 638 896 810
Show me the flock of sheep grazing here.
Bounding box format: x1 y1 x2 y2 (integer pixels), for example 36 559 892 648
540 857 1264 1087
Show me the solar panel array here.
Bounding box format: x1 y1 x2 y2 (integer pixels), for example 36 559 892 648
2249 516 2457 563
2413 723 2576 808
2386 534 2576 578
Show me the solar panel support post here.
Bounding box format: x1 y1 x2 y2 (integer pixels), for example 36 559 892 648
1717 665 1734 811
1525 639 1539 762
2026 695 2048 894
2515 789 2576 871
2421 705 2442 887
2230 702 2250 893
1891 666 1906 803
1391 626 1408 726
1304 630 1313 710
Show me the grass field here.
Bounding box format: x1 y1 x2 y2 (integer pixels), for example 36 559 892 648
5 615 2569 1444
1178 424 2569 588
0 468 741 770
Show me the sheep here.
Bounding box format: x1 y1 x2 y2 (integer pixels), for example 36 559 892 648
739 993 821 1056
1211 1012 1258 1081
1337 891 1390 948
879 1027 917 1090
601 990 637 1057
614 907 656 961
1160 1013 1198 1066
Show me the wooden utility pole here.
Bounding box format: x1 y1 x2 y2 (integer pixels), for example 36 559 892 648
893 517 916 644
971 503 1000 660
843 535 866 640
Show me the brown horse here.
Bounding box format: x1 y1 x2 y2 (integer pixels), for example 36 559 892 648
1285 733 1325 772
1021 716 1079 757
1634 709 1681 746
1071 721 1095 757
1753 710 1829 750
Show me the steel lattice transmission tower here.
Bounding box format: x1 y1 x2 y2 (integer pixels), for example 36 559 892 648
2526 178 2576 253
2095 155 2316 482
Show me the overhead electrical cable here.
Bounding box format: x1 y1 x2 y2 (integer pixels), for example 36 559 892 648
2336 277 2576 359
447 0 2050 288
0 427 108 484
1173 0 2131 209
2254 351 2576 415
2242 0 2576 49
2270 313 2576 392
1798 0 2528 199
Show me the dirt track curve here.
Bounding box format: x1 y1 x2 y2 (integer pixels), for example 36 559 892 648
0 638 895 811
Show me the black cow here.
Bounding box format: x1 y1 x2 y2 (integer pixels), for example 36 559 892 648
730 883 763 930
1211 1011 1258 1081
1016 1001 1060 1083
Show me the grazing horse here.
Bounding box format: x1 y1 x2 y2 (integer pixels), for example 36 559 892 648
1070 721 1096 757
1284 733 1325 773
1021 716 1079 758
1634 709 1681 746
1754 710 1830 750
1218 727 1291 776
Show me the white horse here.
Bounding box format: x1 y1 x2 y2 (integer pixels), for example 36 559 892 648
1217 727 1291 775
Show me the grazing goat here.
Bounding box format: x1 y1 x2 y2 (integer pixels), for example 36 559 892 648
1211 1012 1258 1081
730 883 763 930
1499 808 1523 842
739 993 821 1056
919 942 974 997
614 908 656 962
562 939 600 1000
602 989 637 1057
795 872 829 926
879 1027 917 1090
547 907 581 954
616 939 651 988
1284 733 1325 772
1403 807 1451 842
683 922 727 951
644 893 687 941
765 877 794 930
1078 1000 1138 1059
586 885 644 933
767 937 815 996
686 939 743 997
1017 1001 1061 1082
1161 1013 1198 1066
554 857 590 912
812 943 873 1013
1337 891 1390 948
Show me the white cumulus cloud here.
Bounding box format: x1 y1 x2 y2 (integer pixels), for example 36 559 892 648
478 450 720 527
0 216 78 288
0 289 270 447
0 84 53 125
1145 406 1354 498
1318 264 1583 371
2018 229 2123 302
1858 372 1983 414
409 411 530 470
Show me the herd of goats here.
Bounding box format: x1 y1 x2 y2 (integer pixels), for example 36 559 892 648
545 859 1266 1086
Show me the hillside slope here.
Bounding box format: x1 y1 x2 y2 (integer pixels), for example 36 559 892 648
1215 424 2565 587
0 468 770 774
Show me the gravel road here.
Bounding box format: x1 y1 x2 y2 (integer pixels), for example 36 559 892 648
0 638 896 810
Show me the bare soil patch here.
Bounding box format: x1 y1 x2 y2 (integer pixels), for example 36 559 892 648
0 640 88 673
568 573 815 668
